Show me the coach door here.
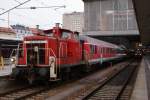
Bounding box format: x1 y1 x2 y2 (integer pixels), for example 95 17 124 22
80 40 85 60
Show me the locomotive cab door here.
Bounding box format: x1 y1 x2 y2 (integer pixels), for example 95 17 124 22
27 46 39 65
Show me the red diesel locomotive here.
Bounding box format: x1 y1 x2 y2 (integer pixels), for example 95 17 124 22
10 24 126 83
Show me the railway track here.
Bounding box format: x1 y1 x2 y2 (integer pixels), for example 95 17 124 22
81 61 139 100
0 60 138 100
26 61 131 100
0 85 50 100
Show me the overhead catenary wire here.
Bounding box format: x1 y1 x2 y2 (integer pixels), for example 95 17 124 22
0 0 66 28
14 0 21 4
0 0 31 16
0 9 36 25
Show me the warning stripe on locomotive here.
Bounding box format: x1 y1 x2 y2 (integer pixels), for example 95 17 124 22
24 40 47 44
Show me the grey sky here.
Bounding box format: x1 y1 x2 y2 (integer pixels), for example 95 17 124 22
0 0 84 29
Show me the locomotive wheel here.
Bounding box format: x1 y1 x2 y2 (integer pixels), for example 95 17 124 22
28 68 36 84
28 74 35 84
85 62 91 72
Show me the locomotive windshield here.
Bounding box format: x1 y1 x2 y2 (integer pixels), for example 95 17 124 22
61 32 71 39
18 44 23 58
25 40 47 65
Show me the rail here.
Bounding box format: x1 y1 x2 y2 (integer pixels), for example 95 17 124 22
82 60 139 100
0 60 135 99
0 85 49 100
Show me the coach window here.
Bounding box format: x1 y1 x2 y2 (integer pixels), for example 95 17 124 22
103 48 105 54
104 48 106 54
110 48 112 54
107 48 109 54
94 45 97 53
90 45 94 54
100 47 102 53
62 32 71 39
107 48 108 54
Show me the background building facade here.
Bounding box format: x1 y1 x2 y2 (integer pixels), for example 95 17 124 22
63 12 84 33
82 0 140 49
83 0 138 35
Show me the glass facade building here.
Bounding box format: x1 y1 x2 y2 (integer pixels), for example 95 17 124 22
83 0 138 33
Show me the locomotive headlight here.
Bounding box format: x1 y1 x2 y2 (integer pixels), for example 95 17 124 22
11 57 16 63
11 58 15 62
10 57 16 68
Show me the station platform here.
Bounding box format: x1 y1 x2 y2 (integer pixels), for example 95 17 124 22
0 65 12 76
0 58 12 76
131 55 150 100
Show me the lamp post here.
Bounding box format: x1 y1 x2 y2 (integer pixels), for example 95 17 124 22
8 11 10 28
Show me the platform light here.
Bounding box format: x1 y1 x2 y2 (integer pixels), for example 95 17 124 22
139 43 142 47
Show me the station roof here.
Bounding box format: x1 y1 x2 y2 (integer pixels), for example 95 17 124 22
132 0 150 46
0 27 15 34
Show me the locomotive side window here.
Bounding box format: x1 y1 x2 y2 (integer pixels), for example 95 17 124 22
44 30 53 37
47 32 53 36
62 32 71 39
74 33 79 41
